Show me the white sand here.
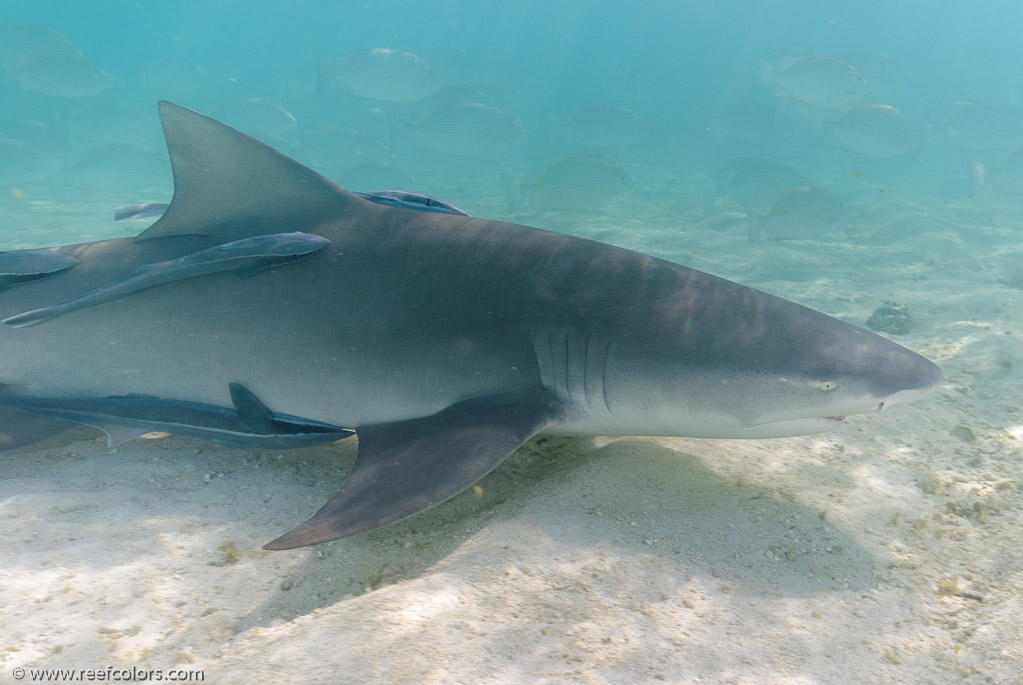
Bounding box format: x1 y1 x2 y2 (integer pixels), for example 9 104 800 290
1 187 1021 684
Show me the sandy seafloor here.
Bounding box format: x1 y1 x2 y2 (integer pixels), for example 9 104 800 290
1 168 1021 685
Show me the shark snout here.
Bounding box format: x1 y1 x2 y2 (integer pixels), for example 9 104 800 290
876 357 943 412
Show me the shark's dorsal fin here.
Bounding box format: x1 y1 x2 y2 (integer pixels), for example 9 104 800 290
137 101 358 242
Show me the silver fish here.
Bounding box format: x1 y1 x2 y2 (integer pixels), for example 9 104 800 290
0 23 81 71
936 103 1023 151
554 106 649 149
208 98 298 137
714 157 808 220
826 105 922 158
16 53 113 98
503 154 634 211
337 162 416 191
755 186 842 241
319 48 443 103
772 55 870 107
413 103 525 157
64 143 170 193
841 52 909 97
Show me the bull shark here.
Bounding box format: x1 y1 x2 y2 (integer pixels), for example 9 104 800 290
0 102 942 550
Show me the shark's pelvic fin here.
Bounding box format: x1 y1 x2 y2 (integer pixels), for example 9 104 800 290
0 408 81 450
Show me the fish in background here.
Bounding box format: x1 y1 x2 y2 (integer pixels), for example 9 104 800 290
712 157 809 237
550 106 649 150
917 101 972 131
0 23 81 72
336 161 417 191
63 105 157 146
928 103 1023 152
0 137 57 190
317 48 443 103
299 129 393 176
840 52 909 98
825 104 922 158
139 57 208 96
502 154 635 212
1 119 65 156
208 98 298 138
14 53 113 98
412 84 499 109
62 143 170 194
766 54 872 107
996 253 1023 288
703 101 789 143
886 146 986 198
411 102 525 156
752 186 842 241
976 149 1023 195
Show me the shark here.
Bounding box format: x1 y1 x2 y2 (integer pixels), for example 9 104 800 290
0 102 942 550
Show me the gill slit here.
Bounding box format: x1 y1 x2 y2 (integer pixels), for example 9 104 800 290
564 329 571 405
601 341 612 416
582 333 592 409
528 327 554 394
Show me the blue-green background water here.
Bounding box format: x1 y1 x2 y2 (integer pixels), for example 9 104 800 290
4 0 1023 250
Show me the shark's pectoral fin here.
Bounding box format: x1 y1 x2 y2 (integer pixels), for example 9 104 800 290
0 408 80 450
93 423 152 447
263 392 555 550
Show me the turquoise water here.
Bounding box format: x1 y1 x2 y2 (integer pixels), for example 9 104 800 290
3 0 1023 253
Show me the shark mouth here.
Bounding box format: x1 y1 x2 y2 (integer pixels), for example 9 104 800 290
743 415 847 438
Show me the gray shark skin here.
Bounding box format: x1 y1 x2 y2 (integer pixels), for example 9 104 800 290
0 102 942 550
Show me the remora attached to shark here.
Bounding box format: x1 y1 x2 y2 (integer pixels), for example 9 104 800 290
0 102 943 550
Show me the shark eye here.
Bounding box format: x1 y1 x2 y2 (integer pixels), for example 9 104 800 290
819 381 837 391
